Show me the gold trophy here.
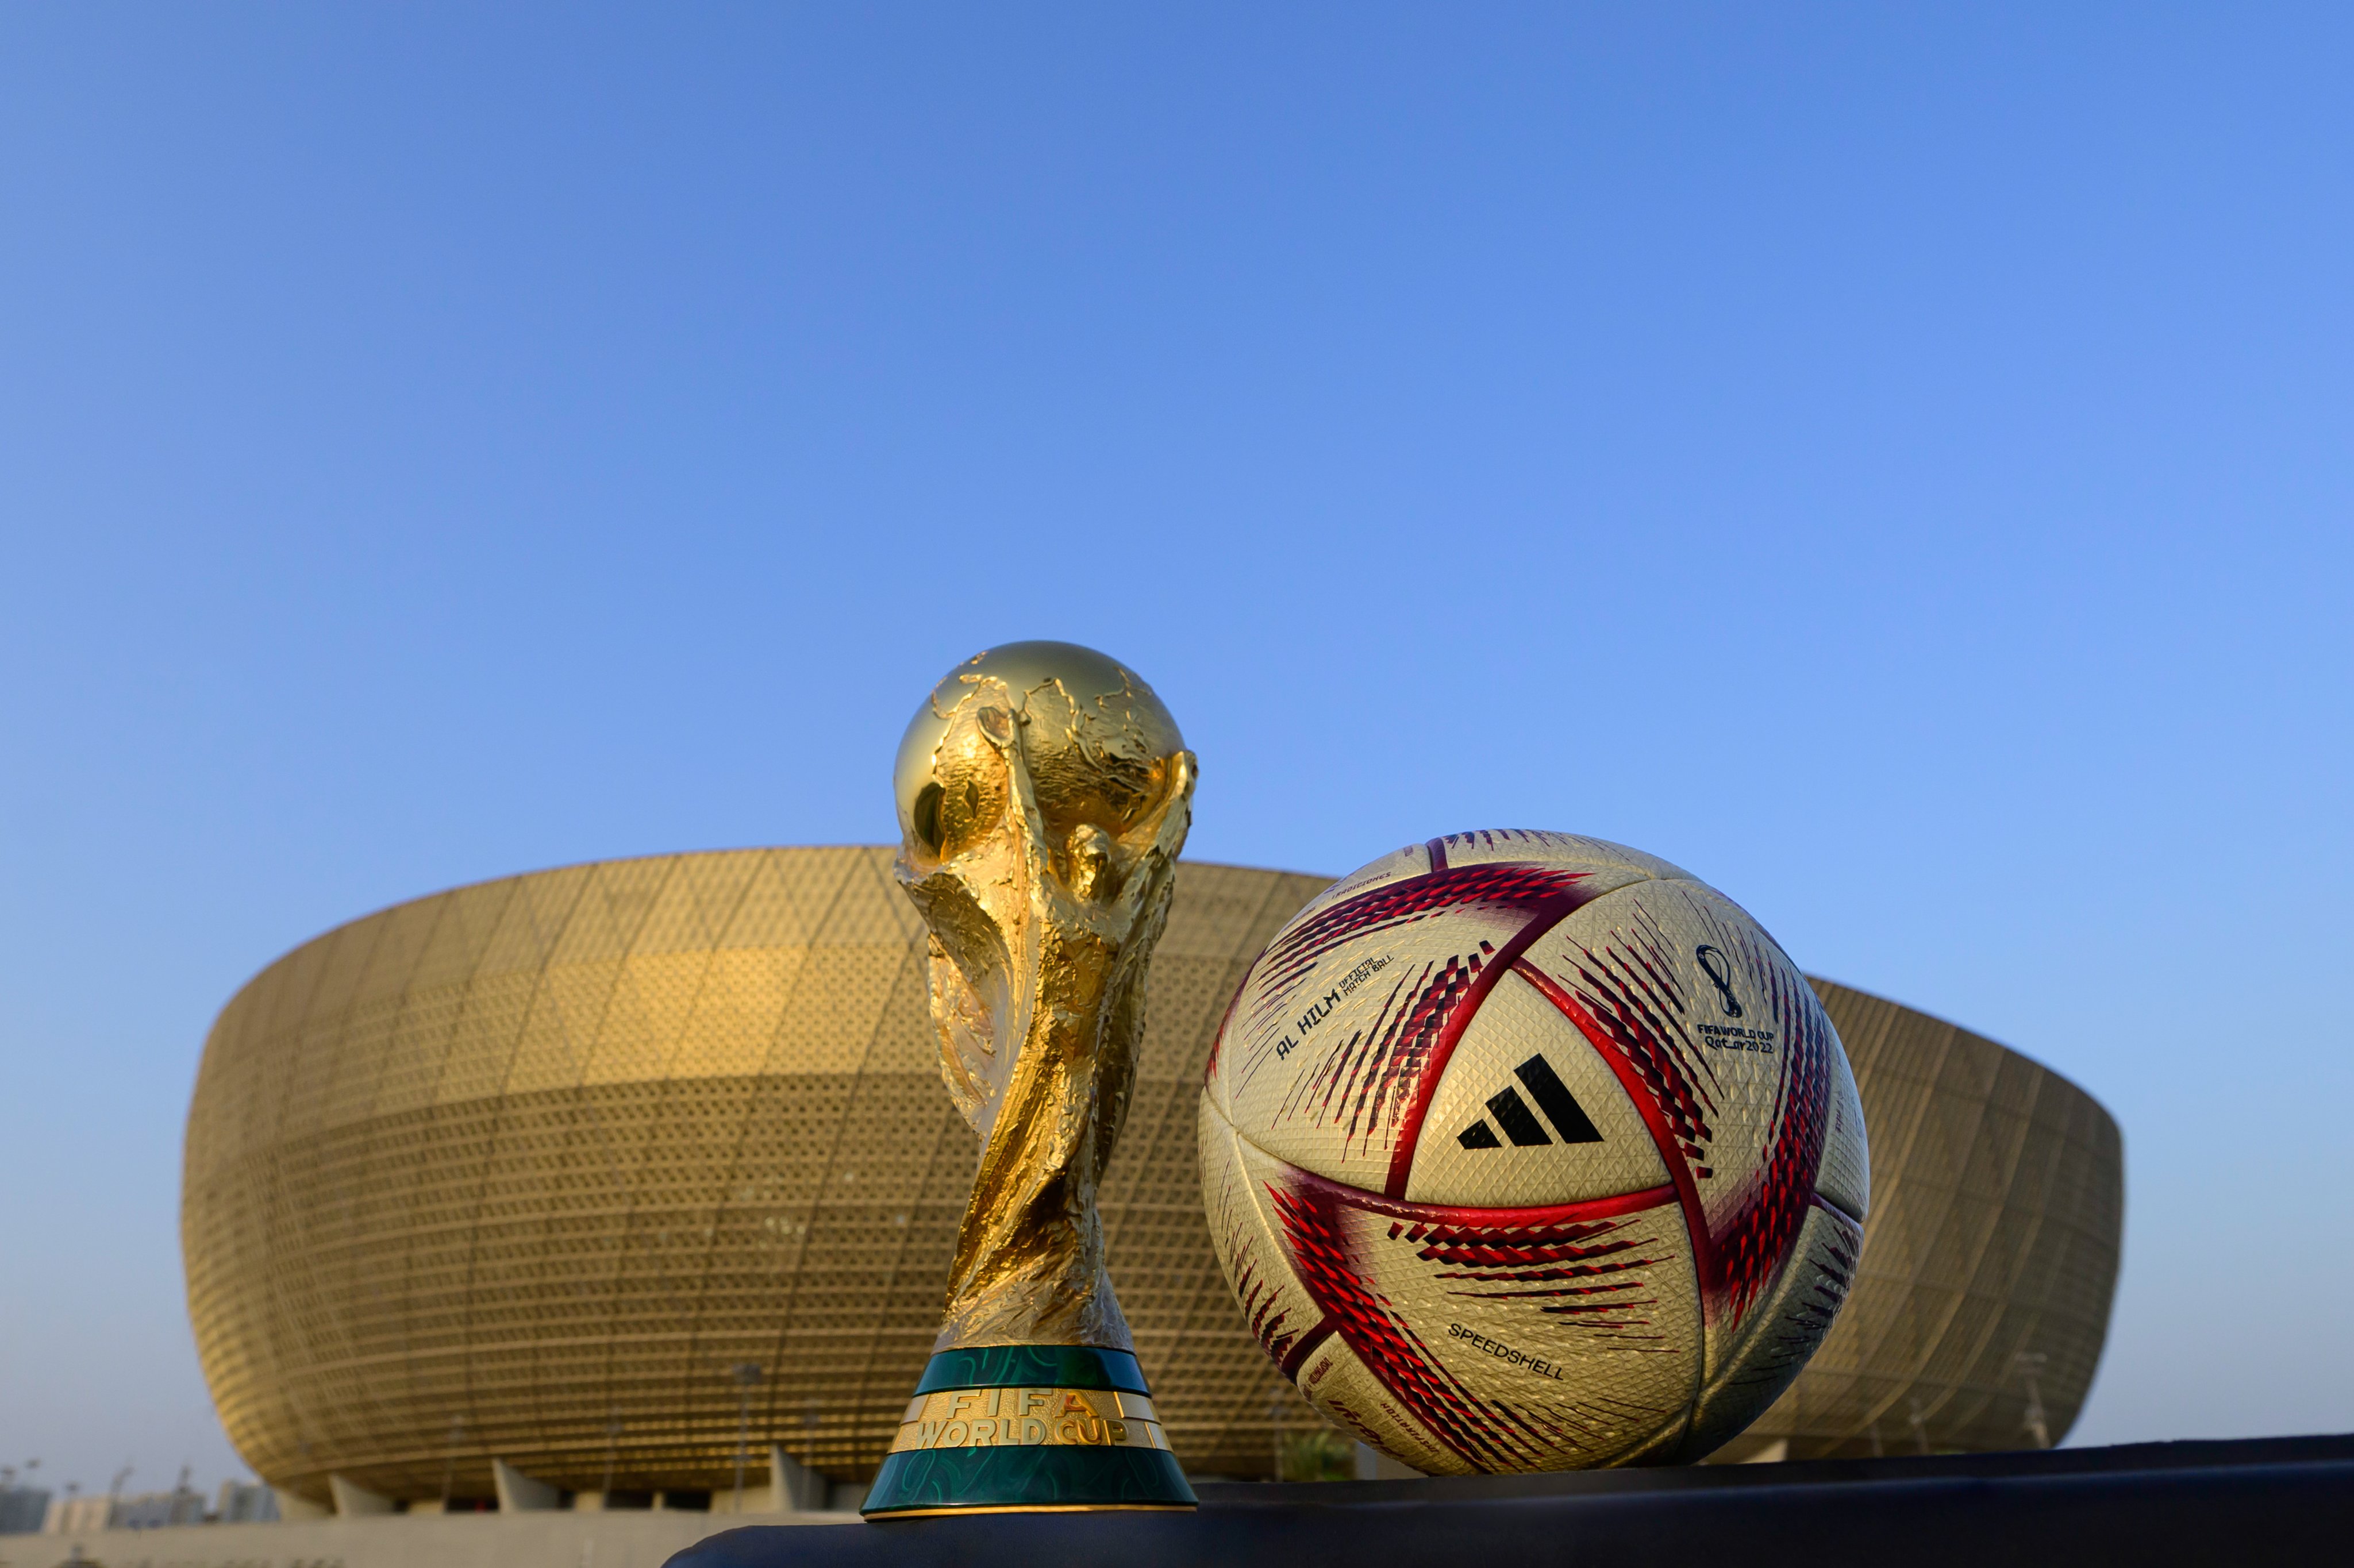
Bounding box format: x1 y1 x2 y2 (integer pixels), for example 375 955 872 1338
861 641 1200 1517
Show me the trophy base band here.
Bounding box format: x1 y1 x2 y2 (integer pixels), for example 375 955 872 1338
860 1346 1199 1517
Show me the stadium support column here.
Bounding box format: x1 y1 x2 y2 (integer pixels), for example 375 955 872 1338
328 1475 396 1516
273 1486 330 1520
492 1458 561 1511
770 1446 826 1512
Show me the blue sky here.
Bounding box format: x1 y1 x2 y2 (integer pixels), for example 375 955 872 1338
3 5 2349 1494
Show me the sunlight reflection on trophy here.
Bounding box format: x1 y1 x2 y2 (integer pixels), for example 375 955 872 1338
861 641 1201 1517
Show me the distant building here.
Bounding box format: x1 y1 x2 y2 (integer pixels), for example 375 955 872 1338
112 1485 209 1529
44 1494 112 1534
41 1485 209 1534
215 1481 278 1523
0 1483 49 1535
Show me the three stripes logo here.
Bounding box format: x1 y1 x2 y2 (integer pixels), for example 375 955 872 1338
1456 1054 1605 1151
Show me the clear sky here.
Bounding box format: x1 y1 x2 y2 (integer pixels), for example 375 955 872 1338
3 5 2349 1497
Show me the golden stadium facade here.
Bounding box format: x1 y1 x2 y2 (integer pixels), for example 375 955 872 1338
182 849 2122 1504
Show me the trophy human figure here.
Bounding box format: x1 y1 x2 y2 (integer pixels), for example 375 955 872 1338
861 640 1199 1516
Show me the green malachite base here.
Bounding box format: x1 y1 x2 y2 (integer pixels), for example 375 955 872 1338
863 1442 1197 1516
912 1343 1151 1394
861 1346 1199 1517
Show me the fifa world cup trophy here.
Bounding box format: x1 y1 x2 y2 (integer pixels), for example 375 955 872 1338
860 641 1201 1517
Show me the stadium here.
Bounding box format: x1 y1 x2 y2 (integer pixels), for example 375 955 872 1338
182 848 2122 1508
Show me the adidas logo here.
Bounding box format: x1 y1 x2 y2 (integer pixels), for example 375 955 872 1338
1457 1054 1603 1150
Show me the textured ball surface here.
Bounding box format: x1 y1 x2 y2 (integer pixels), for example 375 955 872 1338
1200 831 1870 1472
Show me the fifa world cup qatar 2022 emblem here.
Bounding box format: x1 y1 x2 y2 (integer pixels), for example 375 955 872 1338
861 641 1201 1517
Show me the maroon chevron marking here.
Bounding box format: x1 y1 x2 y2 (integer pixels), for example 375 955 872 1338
1270 1184 1542 1468
1279 1317 1337 1380
1248 861 1602 1010
1264 1163 1684 1469
1722 1201 1864 1391
1512 956 1721 1309
1393 1193 1678 1329
1203 966 1251 1085
1378 891 1602 1197
1513 926 1836 1330
1305 1179 1679 1230
1238 858 1612 1196
1794 1197 1863 1332
1228 1241 1299 1366
1708 958 1837 1322
1282 951 1478 1162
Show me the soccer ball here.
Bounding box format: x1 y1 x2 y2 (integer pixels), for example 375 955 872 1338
1199 831 1869 1472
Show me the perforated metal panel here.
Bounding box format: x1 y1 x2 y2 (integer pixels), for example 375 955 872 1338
183 851 2120 1501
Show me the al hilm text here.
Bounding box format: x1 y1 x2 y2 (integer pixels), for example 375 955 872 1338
1275 955 1391 1061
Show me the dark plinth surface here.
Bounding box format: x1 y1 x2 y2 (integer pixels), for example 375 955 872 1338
675 1433 2354 1568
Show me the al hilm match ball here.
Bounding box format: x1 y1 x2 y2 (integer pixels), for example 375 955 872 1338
1201 831 1870 1472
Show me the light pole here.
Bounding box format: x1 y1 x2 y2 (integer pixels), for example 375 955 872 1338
2012 1350 2052 1448
440 1416 465 1508
600 1419 623 1500
730 1364 763 1513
